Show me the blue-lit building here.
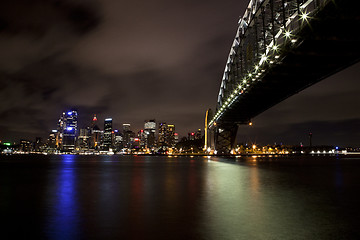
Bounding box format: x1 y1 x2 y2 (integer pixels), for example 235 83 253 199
59 110 78 152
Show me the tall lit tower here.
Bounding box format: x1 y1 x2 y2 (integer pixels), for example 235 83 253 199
158 122 167 147
167 124 175 147
103 118 113 150
144 119 156 148
61 110 78 152
123 123 132 148
91 114 98 128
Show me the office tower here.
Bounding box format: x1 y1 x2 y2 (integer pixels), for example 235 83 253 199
167 124 175 147
47 130 58 149
91 125 101 149
113 129 123 151
138 130 145 149
78 127 91 150
34 137 42 152
188 132 195 141
158 122 167 147
103 118 113 150
174 133 179 145
123 124 133 148
19 139 32 152
88 114 100 149
61 110 78 152
91 114 97 128
144 119 156 149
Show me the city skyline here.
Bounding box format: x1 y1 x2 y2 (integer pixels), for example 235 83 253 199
0 0 359 147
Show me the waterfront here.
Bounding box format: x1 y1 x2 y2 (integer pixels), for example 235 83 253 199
1 155 360 239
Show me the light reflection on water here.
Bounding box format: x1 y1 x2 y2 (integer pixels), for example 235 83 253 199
46 154 79 240
0 154 360 239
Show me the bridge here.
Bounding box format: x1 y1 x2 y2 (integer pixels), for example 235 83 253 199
205 0 360 154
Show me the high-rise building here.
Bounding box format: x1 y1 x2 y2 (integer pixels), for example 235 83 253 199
188 132 195 141
47 130 58 149
113 129 123 151
60 110 78 152
103 118 113 150
19 139 32 152
158 122 167 147
91 114 98 128
167 124 175 147
174 133 179 145
34 137 43 152
123 123 131 132
123 124 133 148
78 127 91 151
89 114 101 149
91 125 101 149
144 119 156 149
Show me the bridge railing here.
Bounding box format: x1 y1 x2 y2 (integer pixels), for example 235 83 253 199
210 0 331 128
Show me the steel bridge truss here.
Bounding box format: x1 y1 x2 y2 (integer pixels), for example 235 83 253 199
208 0 360 153
212 0 331 127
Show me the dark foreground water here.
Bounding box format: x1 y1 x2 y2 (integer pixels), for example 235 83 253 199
1 154 360 239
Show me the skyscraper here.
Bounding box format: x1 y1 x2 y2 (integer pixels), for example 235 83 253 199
47 130 58 150
78 127 91 151
90 114 101 149
167 124 175 147
158 122 167 147
144 119 156 149
61 110 78 152
103 118 113 150
123 123 133 148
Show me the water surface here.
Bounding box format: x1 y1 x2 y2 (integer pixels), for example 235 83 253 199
1 154 359 239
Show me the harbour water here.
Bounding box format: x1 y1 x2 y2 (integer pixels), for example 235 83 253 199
1 154 360 239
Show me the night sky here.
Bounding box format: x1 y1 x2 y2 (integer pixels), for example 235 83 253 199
0 0 359 147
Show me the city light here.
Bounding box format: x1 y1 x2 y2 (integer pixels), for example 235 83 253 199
300 11 310 22
284 30 292 38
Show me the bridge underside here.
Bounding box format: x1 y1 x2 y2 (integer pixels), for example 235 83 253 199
213 0 360 154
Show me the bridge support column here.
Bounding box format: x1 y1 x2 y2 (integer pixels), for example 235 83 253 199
214 123 238 155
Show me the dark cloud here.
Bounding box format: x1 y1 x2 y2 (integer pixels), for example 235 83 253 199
0 0 359 147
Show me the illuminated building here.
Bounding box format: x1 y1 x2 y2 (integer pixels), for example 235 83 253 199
61 110 78 152
188 132 195 141
91 125 101 149
123 124 134 148
90 114 101 149
113 129 123 151
138 130 146 149
144 119 156 148
19 139 32 152
47 130 58 149
91 114 97 128
78 127 91 150
158 122 167 147
123 123 131 132
34 137 43 152
103 118 113 150
174 133 179 145
167 124 175 147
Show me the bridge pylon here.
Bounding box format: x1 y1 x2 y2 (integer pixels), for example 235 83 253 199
213 123 238 155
